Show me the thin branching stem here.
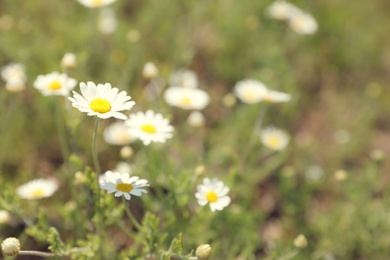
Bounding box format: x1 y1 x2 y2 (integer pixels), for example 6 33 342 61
122 197 143 231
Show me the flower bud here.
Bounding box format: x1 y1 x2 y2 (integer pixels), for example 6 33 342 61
187 111 205 128
1 237 20 256
0 210 11 224
195 244 211 259
222 93 236 108
120 146 134 159
61 53 77 69
334 169 347 181
142 62 159 78
370 149 385 162
74 171 86 184
293 234 307 248
195 165 206 176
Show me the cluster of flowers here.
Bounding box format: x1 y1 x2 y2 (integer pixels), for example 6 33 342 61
267 0 318 35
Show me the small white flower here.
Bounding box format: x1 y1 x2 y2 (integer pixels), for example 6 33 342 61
289 13 318 35
78 0 116 8
164 87 210 110
125 110 174 145
195 178 231 212
234 79 267 104
1 63 26 82
103 121 137 145
0 210 10 224
260 126 290 151
16 178 58 200
142 62 159 78
100 170 149 200
98 7 117 34
267 1 302 20
5 77 26 92
262 90 291 103
305 165 324 182
187 111 205 128
61 53 77 69
169 69 198 88
69 81 135 120
1 237 20 256
34 72 77 96
116 162 133 175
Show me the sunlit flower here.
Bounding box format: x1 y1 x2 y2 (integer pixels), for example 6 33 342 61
164 87 210 110
195 178 231 212
103 121 137 145
267 1 302 20
143 62 159 78
16 178 58 200
260 126 290 151
78 0 116 8
100 170 149 200
234 79 267 104
61 53 77 69
98 7 117 34
125 110 174 145
289 13 318 35
34 72 77 96
1 237 20 256
187 111 205 128
169 69 198 88
69 81 135 120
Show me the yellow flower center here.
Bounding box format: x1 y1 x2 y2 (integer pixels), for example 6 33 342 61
269 136 280 148
48 81 62 90
116 183 133 193
30 189 44 198
89 99 111 113
206 191 218 203
180 97 192 106
141 125 156 134
92 0 104 6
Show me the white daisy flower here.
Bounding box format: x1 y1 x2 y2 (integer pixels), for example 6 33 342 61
103 121 137 145
5 77 26 92
267 1 302 20
34 72 77 96
260 126 290 151
195 178 231 212
234 79 268 104
125 110 174 145
16 178 58 200
1 63 26 83
68 81 135 120
164 87 210 110
289 13 318 35
100 170 149 200
78 0 116 8
98 7 117 34
61 53 77 69
169 69 198 88
262 89 291 103
142 62 159 78
1 237 20 256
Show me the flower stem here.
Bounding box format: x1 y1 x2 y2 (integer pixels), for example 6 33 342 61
92 118 101 210
122 197 142 230
18 250 56 257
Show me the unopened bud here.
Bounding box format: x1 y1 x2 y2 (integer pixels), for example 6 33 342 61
142 62 158 78
196 244 211 259
370 149 385 162
222 93 236 108
74 171 86 184
187 111 205 128
293 234 307 248
195 165 206 176
334 169 347 181
120 146 134 159
1 237 20 256
0 210 11 224
61 53 77 69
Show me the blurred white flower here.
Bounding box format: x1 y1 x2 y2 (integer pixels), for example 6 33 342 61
267 0 302 20
78 0 116 8
142 62 159 78
195 178 231 212
16 178 58 200
289 13 318 35
1 63 26 82
187 111 205 128
0 210 10 224
260 126 290 151
100 170 149 200
69 81 135 120
305 165 324 182
116 162 133 175
1 237 20 256
5 77 26 92
125 110 174 145
34 72 77 96
120 146 134 159
98 8 117 34
169 69 198 88
164 87 210 110
103 121 137 145
61 53 77 69
333 129 350 144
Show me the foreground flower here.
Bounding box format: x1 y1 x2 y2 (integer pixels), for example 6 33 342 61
100 171 149 200
260 126 290 151
78 0 116 8
1 237 20 256
267 0 302 20
103 121 137 145
195 178 231 212
34 72 77 96
164 87 210 110
69 81 135 120
125 110 174 145
16 178 58 200
289 13 318 35
169 69 198 88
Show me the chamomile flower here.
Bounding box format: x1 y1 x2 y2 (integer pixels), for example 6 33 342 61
5 77 26 92
78 0 116 8
164 87 210 110
1 63 26 82
34 72 77 96
16 178 58 200
260 126 290 151
169 69 198 88
143 62 159 78
125 110 174 145
100 170 149 200
262 89 291 103
195 178 231 212
69 81 135 120
1 237 20 256
267 1 302 20
289 13 318 35
234 79 268 104
103 121 137 145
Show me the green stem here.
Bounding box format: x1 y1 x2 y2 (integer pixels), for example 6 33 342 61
122 197 142 230
55 97 71 175
92 118 101 205
18 251 56 257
